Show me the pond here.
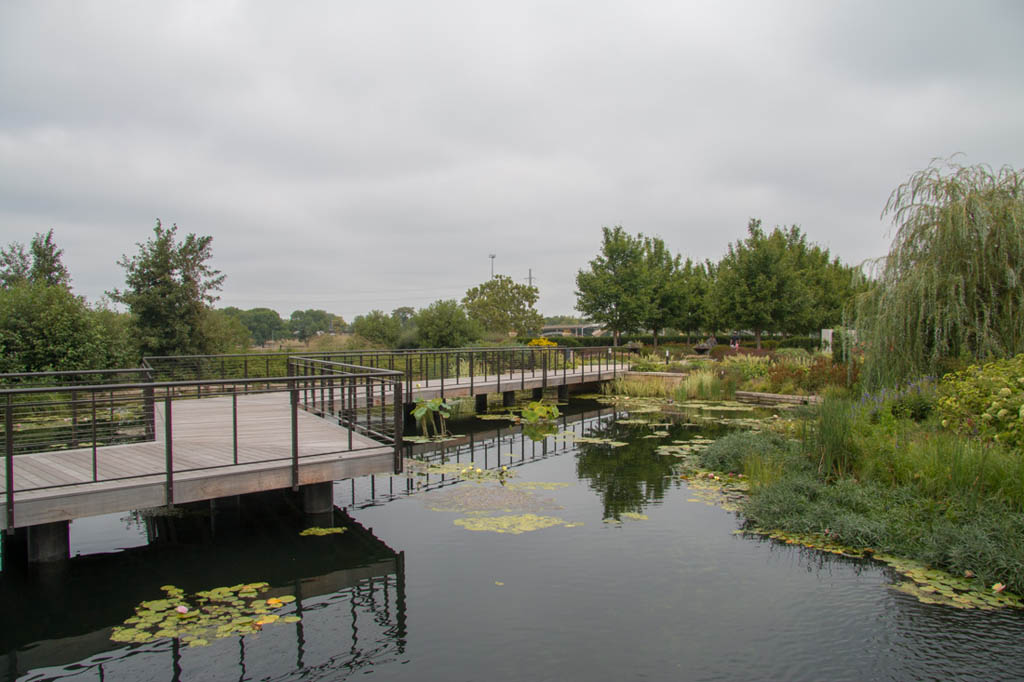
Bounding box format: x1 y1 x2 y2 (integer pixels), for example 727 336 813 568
3 398 1024 681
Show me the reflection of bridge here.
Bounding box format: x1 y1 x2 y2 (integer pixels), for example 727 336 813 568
2 347 630 564
0 506 406 682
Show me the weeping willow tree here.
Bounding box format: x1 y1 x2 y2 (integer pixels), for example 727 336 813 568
856 158 1024 387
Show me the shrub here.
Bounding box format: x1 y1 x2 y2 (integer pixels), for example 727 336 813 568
937 354 1024 447
721 354 772 379
698 430 796 474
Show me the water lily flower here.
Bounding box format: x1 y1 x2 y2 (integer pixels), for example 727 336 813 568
175 605 189 614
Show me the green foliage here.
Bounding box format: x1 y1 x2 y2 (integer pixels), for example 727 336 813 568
198 309 251 353
805 396 859 479
856 159 1024 387
937 354 1024 447
710 220 856 347
351 310 400 346
520 401 560 424
1 229 71 289
413 299 481 348
109 220 225 357
462 275 543 338
575 226 650 344
698 430 794 473
412 397 455 438
290 309 342 343
224 307 288 346
0 282 110 372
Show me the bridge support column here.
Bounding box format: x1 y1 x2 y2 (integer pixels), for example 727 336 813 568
531 388 544 401
557 385 569 401
210 496 242 538
2 527 28 571
475 394 488 413
502 391 516 408
301 482 334 515
27 521 69 564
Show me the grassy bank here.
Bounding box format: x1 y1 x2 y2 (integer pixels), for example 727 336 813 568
695 390 1024 595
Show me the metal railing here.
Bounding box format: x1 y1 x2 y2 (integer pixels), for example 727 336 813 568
143 346 634 402
2 368 404 530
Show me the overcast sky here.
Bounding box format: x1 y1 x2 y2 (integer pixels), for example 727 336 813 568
2 1 1022 321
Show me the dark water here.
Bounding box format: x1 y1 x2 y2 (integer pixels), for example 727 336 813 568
4 404 1024 682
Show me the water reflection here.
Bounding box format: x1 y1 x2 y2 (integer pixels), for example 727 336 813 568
0 499 406 682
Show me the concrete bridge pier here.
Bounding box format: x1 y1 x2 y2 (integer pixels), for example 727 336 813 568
1 527 28 570
531 388 544 401
301 481 335 528
25 521 70 564
557 385 569 401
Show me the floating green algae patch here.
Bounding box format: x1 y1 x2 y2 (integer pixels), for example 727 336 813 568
423 485 563 513
566 435 629 447
300 526 346 536
453 514 574 534
110 584 300 647
680 471 749 512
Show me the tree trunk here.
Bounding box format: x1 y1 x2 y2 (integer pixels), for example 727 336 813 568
755 329 762 349
613 330 620 347
652 329 659 349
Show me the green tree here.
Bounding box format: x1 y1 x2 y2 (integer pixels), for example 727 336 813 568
675 259 710 340
29 229 71 287
462 275 543 339
109 220 225 357
1 229 70 289
709 220 813 348
0 282 108 373
414 300 481 348
640 236 683 348
575 226 650 345
0 241 30 288
856 159 1024 386
199 309 252 352
288 309 335 343
225 307 287 346
391 306 416 327
351 310 401 346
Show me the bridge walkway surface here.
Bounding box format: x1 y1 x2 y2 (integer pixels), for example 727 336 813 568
1 361 627 531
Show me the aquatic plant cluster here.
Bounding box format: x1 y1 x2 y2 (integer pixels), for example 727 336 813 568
594 376 1024 610
110 583 300 647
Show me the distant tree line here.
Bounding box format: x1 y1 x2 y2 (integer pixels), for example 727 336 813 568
575 221 866 347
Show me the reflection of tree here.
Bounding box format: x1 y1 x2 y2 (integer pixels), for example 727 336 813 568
575 421 680 520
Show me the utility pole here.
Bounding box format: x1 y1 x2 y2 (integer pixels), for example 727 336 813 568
527 268 533 287
489 254 496 279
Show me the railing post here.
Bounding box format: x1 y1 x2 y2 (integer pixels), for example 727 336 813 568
70 389 78 448
542 352 548 389
5 394 14 530
393 380 404 473
143 369 155 441
232 386 239 465
91 392 98 481
290 379 299 491
563 348 568 385
470 352 475 394
164 394 174 507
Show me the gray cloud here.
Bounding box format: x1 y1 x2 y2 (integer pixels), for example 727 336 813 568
2 1 1022 321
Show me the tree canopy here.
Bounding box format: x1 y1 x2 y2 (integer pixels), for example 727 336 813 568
462 275 543 338
351 310 401 346
1 229 70 289
109 220 225 357
414 300 480 348
575 227 652 345
856 159 1024 386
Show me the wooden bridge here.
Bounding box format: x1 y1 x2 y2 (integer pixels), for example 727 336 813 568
1 347 630 562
